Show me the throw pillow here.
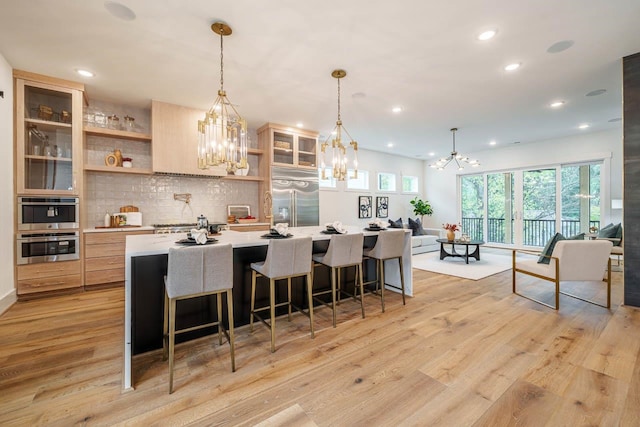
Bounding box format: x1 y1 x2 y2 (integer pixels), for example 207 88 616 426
388 217 403 229
408 217 425 236
598 223 622 246
567 232 585 240
614 223 623 246
538 232 565 264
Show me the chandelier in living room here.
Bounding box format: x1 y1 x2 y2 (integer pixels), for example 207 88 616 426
320 69 359 181
197 22 248 174
430 128 480 171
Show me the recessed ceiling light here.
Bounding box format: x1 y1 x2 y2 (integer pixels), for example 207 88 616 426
296 122 303 128
547 40 574 54
586 89 607 97
428 152 435 157
76 69 94 78
387 143 394 148
477 29 497 41
550 101 565 108
578 123 590 129
352 92 366 99
104 1 136 21
489 140 497 146
391 106 403 113
504 63 521 72
331 130 337 135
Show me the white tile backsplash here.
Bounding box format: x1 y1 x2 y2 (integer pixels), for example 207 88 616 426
85 173 259 226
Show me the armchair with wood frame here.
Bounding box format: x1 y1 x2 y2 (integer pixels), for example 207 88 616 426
512 240 613 310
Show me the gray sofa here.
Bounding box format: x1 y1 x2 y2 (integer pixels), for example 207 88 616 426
411 228 444 255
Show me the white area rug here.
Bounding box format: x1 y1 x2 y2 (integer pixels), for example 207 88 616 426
412 250 513 280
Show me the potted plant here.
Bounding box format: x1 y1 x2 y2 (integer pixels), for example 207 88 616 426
410 196 433 224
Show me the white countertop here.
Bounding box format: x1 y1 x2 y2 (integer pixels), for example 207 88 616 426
84 226 155 233
124 225 402 257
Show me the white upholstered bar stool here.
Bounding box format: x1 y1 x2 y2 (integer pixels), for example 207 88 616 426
312 232 365 328
162 243 235 394
250 236 314 352
361 229 406 312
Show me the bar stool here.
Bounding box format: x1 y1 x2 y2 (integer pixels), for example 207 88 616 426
163 243 235 394
312 233 365 327
362 229 406 312
250 236 314 352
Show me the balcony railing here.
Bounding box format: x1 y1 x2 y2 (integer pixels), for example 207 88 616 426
461 217 600 246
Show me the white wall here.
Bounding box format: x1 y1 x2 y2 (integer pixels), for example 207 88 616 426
319 148 426 227
425 127 623 229
0 53 16 314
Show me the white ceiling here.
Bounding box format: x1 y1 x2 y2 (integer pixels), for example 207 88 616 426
1 0 639 159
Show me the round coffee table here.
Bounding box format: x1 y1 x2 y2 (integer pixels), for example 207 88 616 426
436 239 485 264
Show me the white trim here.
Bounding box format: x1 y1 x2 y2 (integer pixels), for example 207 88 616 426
0 290 17 315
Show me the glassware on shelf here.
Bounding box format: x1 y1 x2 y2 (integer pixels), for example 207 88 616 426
107 114 120 130
124 115 135 131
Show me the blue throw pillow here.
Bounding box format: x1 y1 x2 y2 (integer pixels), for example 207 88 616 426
598 223 622 246
408 217 424 236
614 223 623 246
388 218 403 229
538 232 565 264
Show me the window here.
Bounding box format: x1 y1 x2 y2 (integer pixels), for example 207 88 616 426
402 176 419 193
318 167 336 188
377 172 396 192
347 169 369 190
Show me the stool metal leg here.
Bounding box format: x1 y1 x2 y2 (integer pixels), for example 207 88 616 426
380 259 385 313
331 266 337 327
358 263 365 319
398 256 406 305
217 293 223 345
168 298 177 394
307 272 315 338
287 277 292 321
270 278 276 353
227 289 236 372
162 290 169 361
250 270 257 332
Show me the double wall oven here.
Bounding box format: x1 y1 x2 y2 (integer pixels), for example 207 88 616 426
16 196 80 265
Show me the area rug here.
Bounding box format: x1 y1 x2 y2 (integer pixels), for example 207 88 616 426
412 251 512 280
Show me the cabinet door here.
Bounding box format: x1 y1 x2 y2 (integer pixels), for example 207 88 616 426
152 100 226 177
296 135 317 168
15 79 83 195
272 130 295 166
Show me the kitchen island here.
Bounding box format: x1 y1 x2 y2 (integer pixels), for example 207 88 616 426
123 226 412 390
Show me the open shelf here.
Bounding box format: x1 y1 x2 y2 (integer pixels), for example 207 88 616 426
223 175 265 182
83 165 152 175
84 126 151 142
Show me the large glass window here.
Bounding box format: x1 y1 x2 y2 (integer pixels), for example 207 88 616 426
522 168 556 246
461 175 484 240
487 172 514 244
561 164 600 234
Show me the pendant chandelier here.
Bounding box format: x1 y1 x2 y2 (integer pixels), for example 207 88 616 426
320 69 359 181
430 128 479 170
197 22 248 173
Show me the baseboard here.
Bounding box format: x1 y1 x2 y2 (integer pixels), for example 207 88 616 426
0 290 17 315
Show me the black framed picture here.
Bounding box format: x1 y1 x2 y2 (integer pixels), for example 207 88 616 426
359 196 372 218
376 196 389 218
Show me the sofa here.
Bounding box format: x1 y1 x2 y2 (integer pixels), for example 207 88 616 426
411 228 444 255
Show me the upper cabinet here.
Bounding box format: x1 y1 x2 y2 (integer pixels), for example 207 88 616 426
14 70 84 195
152 100 265 180
257 123 318 170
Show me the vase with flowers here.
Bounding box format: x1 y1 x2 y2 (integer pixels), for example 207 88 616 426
443 223 460 241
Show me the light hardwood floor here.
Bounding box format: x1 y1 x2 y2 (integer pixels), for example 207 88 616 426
0 266 638 426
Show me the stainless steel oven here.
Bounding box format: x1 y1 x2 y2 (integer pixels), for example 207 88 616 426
16 231 80 265
18 196 79 230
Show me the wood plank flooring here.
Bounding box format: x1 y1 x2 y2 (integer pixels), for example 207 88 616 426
0 266 638 426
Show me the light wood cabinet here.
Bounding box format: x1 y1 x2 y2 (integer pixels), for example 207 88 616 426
17 260 82 296
84 230 152 288
258 123 318 170
227 223 270 232
152 100 267 180
14 70 84 196
83 126 152 175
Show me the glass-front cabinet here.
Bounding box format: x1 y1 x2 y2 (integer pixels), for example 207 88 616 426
258 123 318 170
15 71 84 195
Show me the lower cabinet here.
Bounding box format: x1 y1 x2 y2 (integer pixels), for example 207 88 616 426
84 230 153 288
227 223 270 232
17 260 82 296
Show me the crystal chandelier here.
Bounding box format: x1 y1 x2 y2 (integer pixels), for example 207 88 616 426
197 22 248 173
320 69 359 181
430 128 479 170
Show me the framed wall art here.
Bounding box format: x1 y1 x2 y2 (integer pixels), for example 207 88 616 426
376 196 389 218
358 196 372 218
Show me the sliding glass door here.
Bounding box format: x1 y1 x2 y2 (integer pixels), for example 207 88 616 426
459 162 602 247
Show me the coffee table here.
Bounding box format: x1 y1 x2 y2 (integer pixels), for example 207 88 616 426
436 239 485 264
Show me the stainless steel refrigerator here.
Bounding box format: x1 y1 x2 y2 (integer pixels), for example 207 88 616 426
271 167 319 226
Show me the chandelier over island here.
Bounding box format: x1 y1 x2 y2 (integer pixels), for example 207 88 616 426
197 22 248 173
430 128 480 171
320 69 359 181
